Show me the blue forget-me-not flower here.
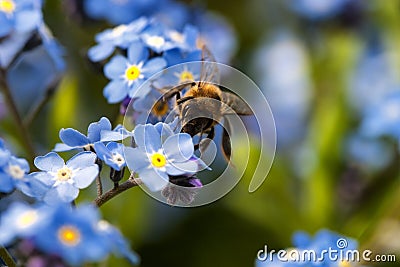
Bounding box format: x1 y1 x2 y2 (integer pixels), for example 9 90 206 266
103 40 167 103
125 123 199 191
30 151 99 204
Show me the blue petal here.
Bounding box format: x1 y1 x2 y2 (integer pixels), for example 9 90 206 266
104 55 128 80
163 133 194 162
59 128 90 147
18 177 49 199
124 147 149 172
88 43 115 62
165 160 198 176
0 15 12 38
44 183 79 204
34 152 64 172
94 142 111 160
0 172 14 193
29 172 54 187
53 143 75 152
139 167 169 191
73 165 99 189
67 151 97 169
127 40 148 64
103 80 129 103
142 57 167 77
133 124 161 152
10 157 30 173
106 142 123 153
87 117 112 143
128 80 151 98
15 10 42 33
101 127 133 142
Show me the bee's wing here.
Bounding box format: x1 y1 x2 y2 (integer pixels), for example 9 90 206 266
199 45 220 86
220 91 253 115
221 118 231 162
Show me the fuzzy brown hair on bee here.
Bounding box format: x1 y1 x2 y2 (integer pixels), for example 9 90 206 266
158 46 253 161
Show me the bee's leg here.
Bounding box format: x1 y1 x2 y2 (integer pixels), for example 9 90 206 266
177 96 194 105
221 119 231 161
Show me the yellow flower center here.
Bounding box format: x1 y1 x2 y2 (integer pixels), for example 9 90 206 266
0 0 15 14
125 65 141 81
151 100 169 118
151 153 166 168
58 225 81 247
16 210 38 229
179 71 195 83
8 164 25 179
56 167 72 182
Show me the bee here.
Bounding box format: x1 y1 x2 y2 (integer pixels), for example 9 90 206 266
158 47 253 161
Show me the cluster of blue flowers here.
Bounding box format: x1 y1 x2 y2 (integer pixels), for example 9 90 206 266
52 117 205 194
88 16 203 107
0 202 139 266
82 0 237 64
256 229 359 267
0 114 205 265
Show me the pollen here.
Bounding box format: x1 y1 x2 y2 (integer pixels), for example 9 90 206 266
0 0 15 14
58 225 81 247
151 100 169 118
8 164 25 179
56 166 72 182
147 36 165 49
150 153 166 168
179 71 194 83
16 210 38 229
125 65 141 81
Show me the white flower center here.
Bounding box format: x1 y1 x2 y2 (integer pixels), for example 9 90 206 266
169 31 184 43
8 164 25 179
111 24 127 38
55 166 73 182
111 153 125 167
147 36 165 49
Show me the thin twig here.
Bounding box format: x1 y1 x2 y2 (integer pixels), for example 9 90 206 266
0 71 36 163
93 177 142 207
96 174 103 197
0 246 17 267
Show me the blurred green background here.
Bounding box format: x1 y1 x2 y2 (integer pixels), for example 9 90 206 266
1 0 400 266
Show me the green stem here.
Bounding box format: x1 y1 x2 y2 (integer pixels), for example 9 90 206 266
0 71 36 163
0 246 16 267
